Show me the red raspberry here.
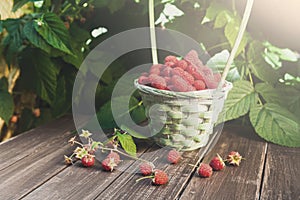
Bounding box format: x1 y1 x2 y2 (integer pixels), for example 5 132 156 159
194 80 206 90
187 65 204 81
81 154 95 167
153 170 168 185
101 157 118 171
197 163 213 178
209 154 225 171
226 151 243 166
148 74 167 90
165 61 176 68
165 55 178 64
184 50 203 67
138 76 150 85
149 64 162 75
171 75 195 92
161 66 172 77
107 151 121 164
141 72 149 77
176 60 188 70
139 162 154 176
204 77 218 89
172 67 194 85
166 85 176 91
167 149 181 164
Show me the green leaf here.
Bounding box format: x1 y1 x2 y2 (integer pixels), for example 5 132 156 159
250 103 300 147
224 19 248 56
0 21 3 33
263 50 281 69
206 50 240 82
219 80 257 122
264 42 298 62
214 10 232 28
116 132 137 156
0 91 14 124
0 77 8 91
202 2 224 24
247 41 280 84
23 21 51 53
18 48 59 104
34 13 72 54
255 83 281 105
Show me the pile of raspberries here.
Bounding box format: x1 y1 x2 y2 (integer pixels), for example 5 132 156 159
138 50 221 92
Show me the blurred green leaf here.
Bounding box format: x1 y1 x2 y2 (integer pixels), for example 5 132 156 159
214 10 231 28
0 91 14 124
247 41 280 84
18 48 59 104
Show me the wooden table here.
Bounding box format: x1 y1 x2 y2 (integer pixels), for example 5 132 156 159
0 115 299 200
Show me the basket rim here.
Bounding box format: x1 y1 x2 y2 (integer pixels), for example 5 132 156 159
134 79 232 98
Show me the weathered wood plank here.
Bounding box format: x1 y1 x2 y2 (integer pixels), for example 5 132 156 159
0 115 74 171
93 127 223 200
21 140 154 200
180 126 267 200
260 144 300 200
0 130 75 200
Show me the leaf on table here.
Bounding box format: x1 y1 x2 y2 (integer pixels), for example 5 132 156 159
116 132 137 156
218 80 257 122
250 103 300 147
0 91 14 124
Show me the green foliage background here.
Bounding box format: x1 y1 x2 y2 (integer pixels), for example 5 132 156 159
0 0 299 147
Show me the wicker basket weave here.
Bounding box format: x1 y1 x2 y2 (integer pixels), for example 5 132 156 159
134 79 232 151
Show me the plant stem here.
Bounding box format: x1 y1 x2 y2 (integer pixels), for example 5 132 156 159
100 146 150 164
206 42 230 52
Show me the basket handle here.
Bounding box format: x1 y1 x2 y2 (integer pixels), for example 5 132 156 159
218 0 254 89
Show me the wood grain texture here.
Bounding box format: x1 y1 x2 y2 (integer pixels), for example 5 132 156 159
180 126 267 200
0 115 74 171
94 127 223 200
260 144 300 200
21 140 154 200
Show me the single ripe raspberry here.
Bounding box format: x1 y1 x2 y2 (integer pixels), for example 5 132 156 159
197 163 213 178
226 151 243 166
167 149 181 164
164 76 171 85
172 68 194 85
81 154 95 167
184 50 203 67
187 65 204 81
204 76 218 89
161 66 173 77
171 75 195 92
153 169 169 185
194 80 206 90
209 154 225 171
138 76 150 85
148 74 167 90
101 157 118 171
165 55 178 64
107 151 121 164
149 64 162 75
139 162 155 176
176 60 188 70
